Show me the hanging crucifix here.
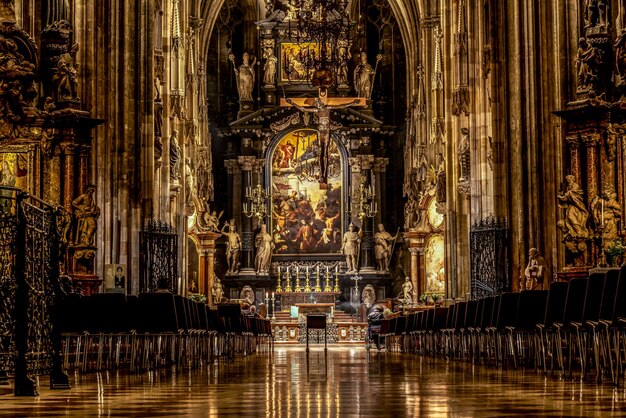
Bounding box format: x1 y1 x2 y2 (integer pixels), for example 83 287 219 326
281 93 366 187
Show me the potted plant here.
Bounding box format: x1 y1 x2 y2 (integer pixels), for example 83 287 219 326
605 240 626 267
188 292 207 304
419 293 429 305
432 293 443 306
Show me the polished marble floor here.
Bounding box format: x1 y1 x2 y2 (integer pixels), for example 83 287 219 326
1 346 626 417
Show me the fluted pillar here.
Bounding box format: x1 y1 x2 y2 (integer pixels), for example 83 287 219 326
196 231 220 305
238 156 256 274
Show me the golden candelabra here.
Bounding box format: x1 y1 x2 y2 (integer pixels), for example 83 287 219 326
323 266 332 292
304 269 311 293
314 269 322 292
333 270 340 292
276 267 283 293
243 183 269 223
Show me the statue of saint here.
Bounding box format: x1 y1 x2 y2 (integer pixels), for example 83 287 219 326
402 277 414 304
263 47 277 86
72 185 100 246
354 52 379 98
374 224 397 271
341 223 361 273
255 224 274 274
336 39 351 87
221 219 241 274
240 285 254 305
362 284 376 307
229 52 256 101
212 278 224 304
557 175 590 239
524 248 547 290
435 153 446 204
169 130 181 181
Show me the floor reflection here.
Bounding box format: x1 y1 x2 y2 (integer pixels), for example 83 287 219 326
1 346 626 416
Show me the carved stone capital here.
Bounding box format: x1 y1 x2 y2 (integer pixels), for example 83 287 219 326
349 154 374 171
373 157 389 173
224 159 239 173
237 155 256 171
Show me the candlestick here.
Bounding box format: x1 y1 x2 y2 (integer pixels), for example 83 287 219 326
296 268 301 292
315 267 322 292
276 267 283 292
333 270 340 292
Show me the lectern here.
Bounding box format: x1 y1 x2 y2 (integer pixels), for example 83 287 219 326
305 314 327 352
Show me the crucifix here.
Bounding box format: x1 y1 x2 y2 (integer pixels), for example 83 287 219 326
350 274 363 306
281 93 366 187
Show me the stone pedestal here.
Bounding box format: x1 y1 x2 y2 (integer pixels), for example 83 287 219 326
238 100 254 119
196 231 221 306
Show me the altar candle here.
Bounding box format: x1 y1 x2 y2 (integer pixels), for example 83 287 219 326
266 292 268 300
335 265 338 274
286 266 290 274
306 266 309 274
296 266 299 274
326 266 329 275
271 292 274 298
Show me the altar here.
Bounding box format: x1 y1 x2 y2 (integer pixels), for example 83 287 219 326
277 292 340 311
296 303 335 319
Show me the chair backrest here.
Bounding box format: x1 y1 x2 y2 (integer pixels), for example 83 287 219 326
599 269 620 321
562 278 588 325
89 293 129 333
612 266 626 322
57 293 82 333
424 308 434 331
544 281 569 327
454 301 467 329
479 296 496 328
515 290 548 330
464 300 479 329
433 307 448 330
446 304 457 329
495 292 520 330
137 293 179 333
582 272 606 322
174 295 189 331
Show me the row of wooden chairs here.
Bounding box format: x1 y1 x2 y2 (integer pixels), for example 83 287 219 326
57 294 273 372
377 266 626 384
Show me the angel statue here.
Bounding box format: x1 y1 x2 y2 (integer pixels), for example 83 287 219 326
203 205 223 232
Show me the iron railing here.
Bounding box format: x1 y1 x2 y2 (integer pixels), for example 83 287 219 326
470 216 510 299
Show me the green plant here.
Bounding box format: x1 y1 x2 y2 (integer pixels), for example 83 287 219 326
419 293 429 303
606 240 626 258
188 293 207 304
431 293 443 302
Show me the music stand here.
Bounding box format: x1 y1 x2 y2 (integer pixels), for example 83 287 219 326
306 314 327 352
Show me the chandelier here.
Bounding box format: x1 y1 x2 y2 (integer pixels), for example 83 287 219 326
282 0 356 91
348 173 377 220
243 183 270 223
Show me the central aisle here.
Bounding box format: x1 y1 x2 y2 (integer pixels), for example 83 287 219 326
1 346 625 416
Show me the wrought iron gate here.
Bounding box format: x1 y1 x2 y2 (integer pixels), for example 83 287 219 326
470 216 510 299
139 219 178 293
0 186 67 395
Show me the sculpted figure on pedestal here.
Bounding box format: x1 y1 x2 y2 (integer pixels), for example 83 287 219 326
169 130 181 181
354 52 379 99
374 224 397 271
221 219 241 274
342 223 361 273
212 278 224 304
72 185 100 246
557 175 591 239
255 223 274 274
362 284 376 307
229 52 256 101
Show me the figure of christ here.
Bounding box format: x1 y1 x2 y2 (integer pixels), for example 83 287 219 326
273 139 296 169
283 97 363 186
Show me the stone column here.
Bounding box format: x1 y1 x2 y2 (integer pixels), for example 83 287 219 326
357 155 375 273
238 155 256 275
404 230 426 297
61 143 76 210
196 231 221 305
373 157 389 227
225 159 240 221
